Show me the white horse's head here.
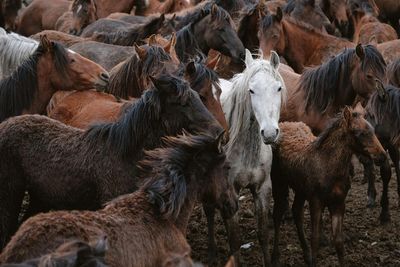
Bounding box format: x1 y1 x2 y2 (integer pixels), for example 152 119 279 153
222 49 286 150
244 49 285 144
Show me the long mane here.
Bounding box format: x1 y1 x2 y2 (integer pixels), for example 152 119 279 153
300 45 386 113
224 55 286 166
0 41 69 122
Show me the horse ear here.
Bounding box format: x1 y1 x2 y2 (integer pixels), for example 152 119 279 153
215 130 225 153
164 32 176 54
134 43 147 61
354 102 365 115
245 49 253 67
185 61 196 76
148 34 157 45
39 35 52 52
207 54 221 70
343 106 352 127
225 256 235 267
275 7 283 22
211 3 218 18
369 36 378 47
270 51 280 70
355 44 365 60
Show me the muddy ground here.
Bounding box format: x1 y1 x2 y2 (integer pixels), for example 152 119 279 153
187 160 400 266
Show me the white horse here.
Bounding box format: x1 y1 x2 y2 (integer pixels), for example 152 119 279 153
0 28 38 79
204 49 286 266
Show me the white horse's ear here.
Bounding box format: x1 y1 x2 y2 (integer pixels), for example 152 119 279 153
270 51 280 70
245 49 253 67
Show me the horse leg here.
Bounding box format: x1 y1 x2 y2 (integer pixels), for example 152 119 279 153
0 168 25 250
222 211 241 267
379 157 392 224
292 194 310 265
387 145 400 208
358 155 377 207
203 203 218 265
328 202 345 267
250 180 272 267
271 180 288 266
309 198 322 267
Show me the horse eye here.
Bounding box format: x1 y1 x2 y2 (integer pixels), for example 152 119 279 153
366 74 374 79
70 58 76 63
278 87 282 92
249 89 255 94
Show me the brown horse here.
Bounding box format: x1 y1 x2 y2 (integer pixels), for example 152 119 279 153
284 0 335 34
0 35 108 123
1 238 108 267
280 44 386 133
16 0 70 36
68 0 97 35
0 74 223 250
319 0 350 36
31 30 88 47
363 85 400 223
271 104 386 267
0 133 237 267
175 3 244 63
136 0 192 16
377 39 400 66
0 0 21 31
258 7 354 73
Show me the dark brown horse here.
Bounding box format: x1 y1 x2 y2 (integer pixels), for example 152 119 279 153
258 7 354 73
319 0 350 36
86 14 166 46
284 0 335 34
0 133 237 267
1 238 108 267
175 4 244 63
69 0 97 35
0 0 21 31
363 85 400 223
280 44 386 133
0 74 223 250
271 104 386 267
0 35 108 123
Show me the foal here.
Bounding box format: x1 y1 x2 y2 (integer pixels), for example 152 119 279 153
271 104 386 267
0 134 236 267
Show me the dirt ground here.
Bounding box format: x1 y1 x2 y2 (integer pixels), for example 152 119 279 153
187 159 400 267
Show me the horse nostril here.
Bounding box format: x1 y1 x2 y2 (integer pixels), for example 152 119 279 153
261 130 264 137
100 72 110 81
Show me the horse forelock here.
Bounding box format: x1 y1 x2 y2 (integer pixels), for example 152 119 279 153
360 45 386 78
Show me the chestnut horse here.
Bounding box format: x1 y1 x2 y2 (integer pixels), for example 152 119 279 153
258 7 354 73
16 0 70 36
280 44 386 133
0 35 108 123
271 104 386 267
0 74 222 250
1 238 108 267
175 4 244 63
363 85 400 223
0 133 237 267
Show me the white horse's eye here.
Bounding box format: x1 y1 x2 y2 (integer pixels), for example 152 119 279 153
278 87 282 92
249 89 255 94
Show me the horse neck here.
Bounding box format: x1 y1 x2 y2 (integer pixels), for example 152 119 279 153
281 19 332 71
314 124 353 169
95 0 135 17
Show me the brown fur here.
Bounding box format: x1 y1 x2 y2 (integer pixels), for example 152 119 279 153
30 30 88 47
377 39 400 66
352 13 397 44
0 134 234 267
16 0 70 36
271 105 386 266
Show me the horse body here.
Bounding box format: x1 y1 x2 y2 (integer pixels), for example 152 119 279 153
259 8 354 73
0 75 223 250
204 50 285 266
0 134 234 267
17 0 70 36
271 105 386 266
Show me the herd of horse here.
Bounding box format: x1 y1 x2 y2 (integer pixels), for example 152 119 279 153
0 0 399 266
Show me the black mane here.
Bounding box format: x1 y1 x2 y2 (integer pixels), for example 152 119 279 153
300 45 386 113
